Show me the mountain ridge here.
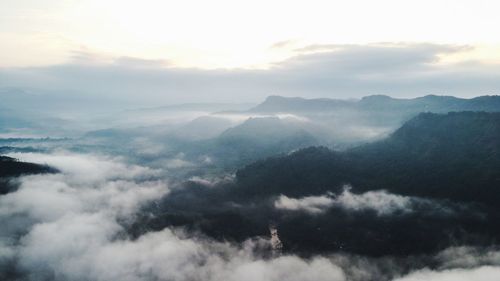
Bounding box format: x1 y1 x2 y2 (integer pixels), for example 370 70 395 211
250 94 500 113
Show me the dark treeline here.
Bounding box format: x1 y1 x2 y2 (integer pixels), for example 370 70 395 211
0 155 57 194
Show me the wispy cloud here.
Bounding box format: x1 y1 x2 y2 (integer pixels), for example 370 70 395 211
274 186 461 216
274 193 335 214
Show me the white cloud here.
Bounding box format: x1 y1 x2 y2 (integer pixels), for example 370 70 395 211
0 153 167 222
334 187 412 216
274 186 449 216
274 194 335 214
18 223 348 281
0 152 349 281
188 174 235 188
436 246 500 269
0 152 496 281
6 151 159 183
394 266 500 281
394 247 500 281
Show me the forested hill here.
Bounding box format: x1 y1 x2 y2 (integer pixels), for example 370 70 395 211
0 155 57 194
236 111 500 205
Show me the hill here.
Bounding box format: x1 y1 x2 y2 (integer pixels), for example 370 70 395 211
236 112 500 204
0 155 58 194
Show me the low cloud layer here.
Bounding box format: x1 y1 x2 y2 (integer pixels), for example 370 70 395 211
1 152 500 280
0 152 348 281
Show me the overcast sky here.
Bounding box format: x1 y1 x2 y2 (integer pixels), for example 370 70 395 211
1 0 500 105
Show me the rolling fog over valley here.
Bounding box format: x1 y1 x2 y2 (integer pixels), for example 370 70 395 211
3 1 500 280
3 94 500 281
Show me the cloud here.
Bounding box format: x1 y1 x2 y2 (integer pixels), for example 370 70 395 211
188 174 235 188
394 266 500 281
274 194 335 214
1 43 499 108
6 151 159 183
281 43 465 75
393 247 500 281
274 186 414 215
435 246 500 269
19 224 347 281
333 187 412 216
70 50 171 69
0 151 350 281
0 152 166 222
274 186 459 216
270 40 297 49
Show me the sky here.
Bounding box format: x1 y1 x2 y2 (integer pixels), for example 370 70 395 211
1 0 500 105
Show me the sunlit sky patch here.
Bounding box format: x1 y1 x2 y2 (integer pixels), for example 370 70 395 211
2 0 500 69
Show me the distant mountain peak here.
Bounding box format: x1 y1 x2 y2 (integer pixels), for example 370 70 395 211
264 95 299 101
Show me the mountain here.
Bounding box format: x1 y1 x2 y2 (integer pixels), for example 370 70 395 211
172 116 234 140
191 117 320 168
236 111 500 204
218 117 313 142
